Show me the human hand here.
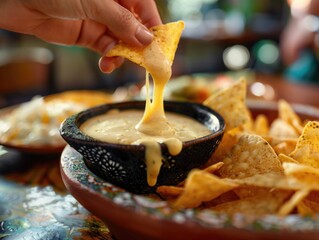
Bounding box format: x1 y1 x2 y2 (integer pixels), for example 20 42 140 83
0 0 162 73
281 0 319 66
280 17 316 65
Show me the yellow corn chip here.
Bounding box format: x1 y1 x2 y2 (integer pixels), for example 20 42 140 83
272 140 297 155
297 198 319 216
253 114 269 136
203 78 252 132
173 169 237 209
269 119 299 139
106 21 185 67
283 162 319 190
156 185 183 199
278 99 303 134
227 172 302 190
201 191 239 208
218 134 283 179
278 153 299 164
202 162 224 174
204 132 239 166
211 195 284 217
235 186 291 200
289 121 319 168
297 200 315 216
278 189 310 216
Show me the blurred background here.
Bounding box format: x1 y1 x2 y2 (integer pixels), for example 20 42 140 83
0 0 318 108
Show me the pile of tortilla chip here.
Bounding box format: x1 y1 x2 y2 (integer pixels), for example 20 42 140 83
157 78 319 217
106 20 319 217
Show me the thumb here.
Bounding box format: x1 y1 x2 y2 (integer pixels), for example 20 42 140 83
82 0 154 47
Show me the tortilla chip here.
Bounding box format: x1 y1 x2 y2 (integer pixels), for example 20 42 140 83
227 172 302 191
202 162 224 174
297 198 319 216
278 99 303 134
203 78 252 132
106 21 185 67
156 185 183 199
278 153 299 164
211 195 284 217
173 169 237 209
289 121 319 168
283 162 319 190
201 191 239 208
269 119 299 139
278 189 310 216
218 134 283 179
253 114 269 136
272 140 297 155
204 132 239 166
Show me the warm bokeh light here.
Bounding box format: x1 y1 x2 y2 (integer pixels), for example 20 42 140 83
250 82 276 100
223 45 250 70
257 41 279 65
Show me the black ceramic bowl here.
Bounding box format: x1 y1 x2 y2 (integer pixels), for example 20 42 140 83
60 101 225 194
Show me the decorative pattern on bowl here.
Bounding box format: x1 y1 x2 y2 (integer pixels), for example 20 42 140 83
60 101 225 194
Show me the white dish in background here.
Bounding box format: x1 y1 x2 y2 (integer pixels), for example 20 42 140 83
0 100 69 154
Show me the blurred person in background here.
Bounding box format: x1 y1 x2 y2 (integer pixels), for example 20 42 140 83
0 0 161 73
280 0 319 82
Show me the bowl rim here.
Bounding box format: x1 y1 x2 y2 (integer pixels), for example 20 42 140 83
60 100 226 149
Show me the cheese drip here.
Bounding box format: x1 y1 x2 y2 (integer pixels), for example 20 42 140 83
136 41 180 185
136 41 174 137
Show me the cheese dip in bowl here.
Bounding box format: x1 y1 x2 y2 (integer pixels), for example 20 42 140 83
60 101 224 194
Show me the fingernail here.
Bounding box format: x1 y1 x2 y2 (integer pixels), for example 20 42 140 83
103 63 115 73
135 25 153 45
99 57 115 73
103 41 117 55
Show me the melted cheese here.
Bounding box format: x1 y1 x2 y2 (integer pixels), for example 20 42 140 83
80 110 212 186
137 40 178 185
82 39 212 186
136 41 174 136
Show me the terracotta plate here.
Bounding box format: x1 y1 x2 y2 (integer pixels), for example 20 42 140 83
60 101 319 240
